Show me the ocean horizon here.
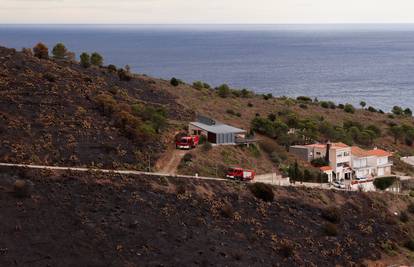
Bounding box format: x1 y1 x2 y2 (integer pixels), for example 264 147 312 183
2 24 414 111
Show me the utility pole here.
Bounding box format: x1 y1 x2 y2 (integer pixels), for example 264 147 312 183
148 154 151 172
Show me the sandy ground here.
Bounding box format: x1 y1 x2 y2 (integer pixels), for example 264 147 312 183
155 146 187 174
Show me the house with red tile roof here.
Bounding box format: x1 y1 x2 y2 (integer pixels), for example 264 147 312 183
351 146 393 179
290 142 352 182
290 142 393 183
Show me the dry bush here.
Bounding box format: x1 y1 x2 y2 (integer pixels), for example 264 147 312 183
220 202 234 218
13 180 31 198
323 223 338 236
400 211 409 223
278 243 294 258
248 183 274 202
321 206 341 224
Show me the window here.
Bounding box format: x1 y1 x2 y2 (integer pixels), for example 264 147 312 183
344 152 350 156
337 153 342 158
316 152 321 155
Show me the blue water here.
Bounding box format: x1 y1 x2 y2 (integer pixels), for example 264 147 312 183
1 24 414 111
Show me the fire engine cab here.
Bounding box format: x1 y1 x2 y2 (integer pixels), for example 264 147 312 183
175 135 200 150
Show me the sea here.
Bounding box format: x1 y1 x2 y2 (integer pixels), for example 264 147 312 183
2 24 414 112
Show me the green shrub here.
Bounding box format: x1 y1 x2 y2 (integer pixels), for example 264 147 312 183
360 101 366 108
193 81 204 90
344 104 355 113
392 106 404 115
80 52 90 68
107 64 117 72
33 42 49 59
137 123 157 139
323 223 338 236
248 183 274 202
117 68 132 81
374 176 397 191
13 180 31 198
251 117 288 139
240 88 253 98
404 108 413 116
91 52 103 66
263 93 273 100
52 43 67 59
131 104 167 132
170 77 181 87
368 106 377 112
320 101 329 109
296 96 312 102
217 84 231 98
299 104 308 109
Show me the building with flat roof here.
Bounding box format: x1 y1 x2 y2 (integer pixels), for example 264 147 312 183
188 117 247 145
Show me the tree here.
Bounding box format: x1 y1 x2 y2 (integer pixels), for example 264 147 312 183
90 52 103 66
217 84 231 98
392 106 404 116
373 176 396 191
404 108 413 116
170 77 180 87
389 125 404 144
33 42 49 59
52 43 67 59
107 64 117 73
80 52 91 68
360 101 366 108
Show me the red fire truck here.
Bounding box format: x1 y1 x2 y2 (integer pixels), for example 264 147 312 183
175 135 200 150
226 167 255 181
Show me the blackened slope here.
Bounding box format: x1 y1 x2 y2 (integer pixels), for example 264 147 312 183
0 167 410 266
0 46 192 169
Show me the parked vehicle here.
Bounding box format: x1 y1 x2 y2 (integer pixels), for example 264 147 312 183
332 181 346 189
226 167 255 181
176 135 200 149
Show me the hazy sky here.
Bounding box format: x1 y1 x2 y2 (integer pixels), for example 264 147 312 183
2 0 414 24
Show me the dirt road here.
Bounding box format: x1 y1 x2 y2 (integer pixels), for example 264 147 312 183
155 146 187 175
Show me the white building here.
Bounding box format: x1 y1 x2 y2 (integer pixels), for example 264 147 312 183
290 142 393 183
351 146 392 178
